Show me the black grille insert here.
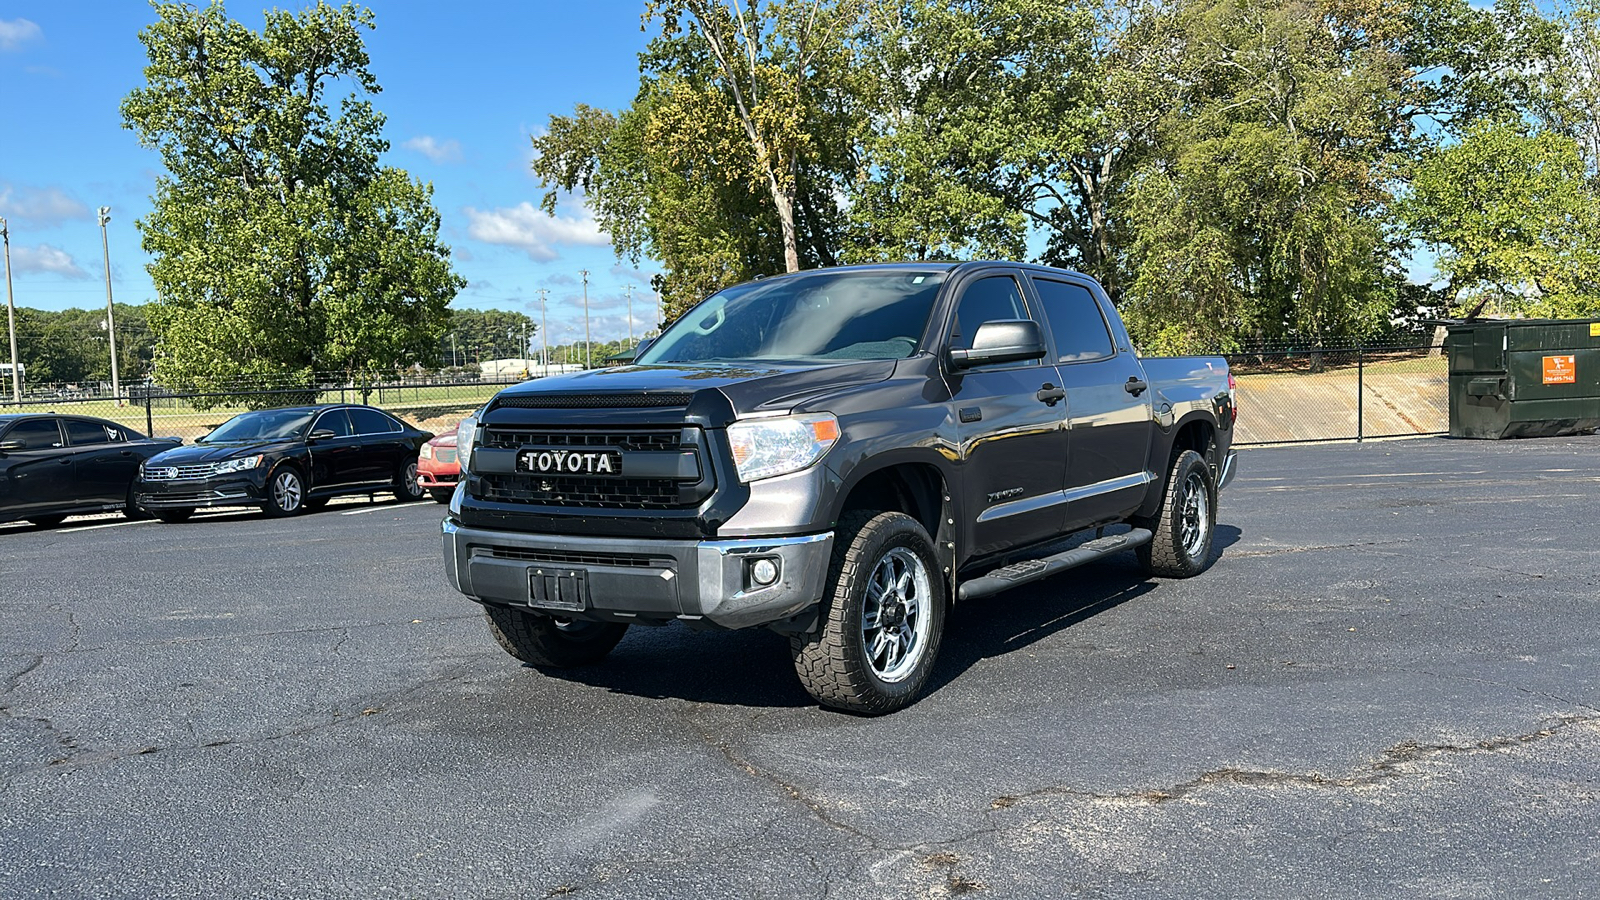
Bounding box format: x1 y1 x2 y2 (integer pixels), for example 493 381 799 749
480 473 686 509
476 547 668 569
493 392 691 409
482 427 683 452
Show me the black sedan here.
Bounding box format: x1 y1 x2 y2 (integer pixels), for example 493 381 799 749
135 404 433 522
0 413 181 528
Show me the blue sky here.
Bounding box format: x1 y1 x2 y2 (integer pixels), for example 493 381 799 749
0 1 665 348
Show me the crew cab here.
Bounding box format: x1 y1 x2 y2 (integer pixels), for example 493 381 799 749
443 262 1236 713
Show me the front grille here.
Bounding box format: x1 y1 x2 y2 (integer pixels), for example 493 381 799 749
480 473 685 509
477 547 667 568
433 447 458 464
482 427 682 452
143 462 221 481
493 392 691 409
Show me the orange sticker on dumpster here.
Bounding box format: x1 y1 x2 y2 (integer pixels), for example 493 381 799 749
1543 355 1576 384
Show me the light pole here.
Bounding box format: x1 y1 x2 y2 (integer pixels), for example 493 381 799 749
537 288 549 377
625 283 634 350
580 269 591 369
97 206 120 401
1 216 19 403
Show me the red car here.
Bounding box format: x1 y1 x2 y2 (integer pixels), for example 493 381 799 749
417 426 460 503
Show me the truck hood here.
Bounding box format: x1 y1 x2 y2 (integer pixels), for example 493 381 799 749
493 360 899 416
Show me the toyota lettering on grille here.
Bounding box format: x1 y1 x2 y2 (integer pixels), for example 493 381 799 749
519 449 623 475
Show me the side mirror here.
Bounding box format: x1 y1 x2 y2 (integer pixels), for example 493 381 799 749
308 429 337 441
948 320 1047 370
632 338 653 358
0 439 25 453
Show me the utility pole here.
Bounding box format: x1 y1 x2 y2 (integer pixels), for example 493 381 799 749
97 207 120 402
625 283 634 349
1 217 19 403
537 288 549 377
450 332 458 368
580 269 591 369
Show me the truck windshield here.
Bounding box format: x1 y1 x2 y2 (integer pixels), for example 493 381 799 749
635 270 946 365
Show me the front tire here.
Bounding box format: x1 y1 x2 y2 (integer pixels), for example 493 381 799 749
393 458 425 502
153 508 193 524
1137 449 1217 578
790 511 946 715
484 605 629 668
261 466 306 517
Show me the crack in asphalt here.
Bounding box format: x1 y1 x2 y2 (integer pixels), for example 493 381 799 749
1227 537 1424 558
986 714 1598 811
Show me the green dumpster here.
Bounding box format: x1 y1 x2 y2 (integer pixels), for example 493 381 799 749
1446 319 1600 439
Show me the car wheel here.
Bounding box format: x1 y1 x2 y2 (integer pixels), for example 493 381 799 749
1136 449 1217 578
124 484 150 521
27 514 68 529
393 458 425 502
262 466 306 517
483 605 629 668
790 510 946 715
153 509 193 524
429 489 453 504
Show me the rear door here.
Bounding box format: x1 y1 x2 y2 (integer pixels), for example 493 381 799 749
347 407 406 485
63 418 137 506
944 269 1072 561
0 418 74 514
1026 274 1155 525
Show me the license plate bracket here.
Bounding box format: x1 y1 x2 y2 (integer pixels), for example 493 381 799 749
528 567 588 612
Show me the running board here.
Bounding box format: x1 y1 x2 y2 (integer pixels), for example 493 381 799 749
957 528 1152 601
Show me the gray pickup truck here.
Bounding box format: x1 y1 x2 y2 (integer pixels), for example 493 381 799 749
443 262 1236 713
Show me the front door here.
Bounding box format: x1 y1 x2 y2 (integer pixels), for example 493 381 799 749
305 408 361 489
0 418 75 514
945 271 1071 562
63 418 136 506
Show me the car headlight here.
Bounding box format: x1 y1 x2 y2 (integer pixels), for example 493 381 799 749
213 454 263 475
726 413 840 483
456 414 480 470
420 443 435 460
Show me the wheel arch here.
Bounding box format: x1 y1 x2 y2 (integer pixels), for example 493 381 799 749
832 455 956 602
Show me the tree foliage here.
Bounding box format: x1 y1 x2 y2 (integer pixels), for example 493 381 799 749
122 1 464 403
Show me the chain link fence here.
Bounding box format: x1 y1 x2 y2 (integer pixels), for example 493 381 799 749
1226 342 1448 445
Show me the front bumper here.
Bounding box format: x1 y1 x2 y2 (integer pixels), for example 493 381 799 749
442 519 833 630
136 475 266 509
417 458 459 489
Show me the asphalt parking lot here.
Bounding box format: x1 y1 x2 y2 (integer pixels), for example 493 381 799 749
2 436 1598 899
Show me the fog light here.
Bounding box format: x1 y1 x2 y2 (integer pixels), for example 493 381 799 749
751 557 780 587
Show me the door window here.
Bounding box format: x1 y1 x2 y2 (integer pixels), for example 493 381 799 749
1030 279 1115 362
311 409 354 438
950 275 1037 364
66 419 124 445
5 419 63 449
348 408 400 435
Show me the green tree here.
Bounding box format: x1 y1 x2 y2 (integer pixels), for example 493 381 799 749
1401 122 1600 317
122 1 464 405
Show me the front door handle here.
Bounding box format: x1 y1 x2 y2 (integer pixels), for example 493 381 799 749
1124 377 1149 397
1036 384 1066 406
58 458 73 465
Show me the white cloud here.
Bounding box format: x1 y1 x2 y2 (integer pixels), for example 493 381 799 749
403 135 463 163
0 184 90 226
0 18 41 51
464 202 610 261
12 244 88 279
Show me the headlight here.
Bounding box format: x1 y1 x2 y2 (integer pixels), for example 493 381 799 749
456 414 480 470
726 413 840 483
420 443 434 460
213 454 263 475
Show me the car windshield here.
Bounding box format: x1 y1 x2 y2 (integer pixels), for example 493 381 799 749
634 270 946 365
199 409 316 443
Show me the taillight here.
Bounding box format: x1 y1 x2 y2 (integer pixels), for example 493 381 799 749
1227 372 1238 423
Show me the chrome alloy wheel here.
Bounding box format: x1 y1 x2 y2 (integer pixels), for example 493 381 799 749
861 546 933 683
273 470 303 512
1179 470 1210 559
404 462 419 495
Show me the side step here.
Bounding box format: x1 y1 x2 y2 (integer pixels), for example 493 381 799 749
957 528 1152 601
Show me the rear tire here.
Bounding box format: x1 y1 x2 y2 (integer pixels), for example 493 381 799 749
393 458 425 502
153 509 193 524
1136 449 1217 578
483 605 628 668
790 511 946 715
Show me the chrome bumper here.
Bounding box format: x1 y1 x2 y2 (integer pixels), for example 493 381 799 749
442 520 833 630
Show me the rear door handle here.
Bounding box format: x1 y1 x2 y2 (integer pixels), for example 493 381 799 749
1124 377 1148 397
1036 384 1066 406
